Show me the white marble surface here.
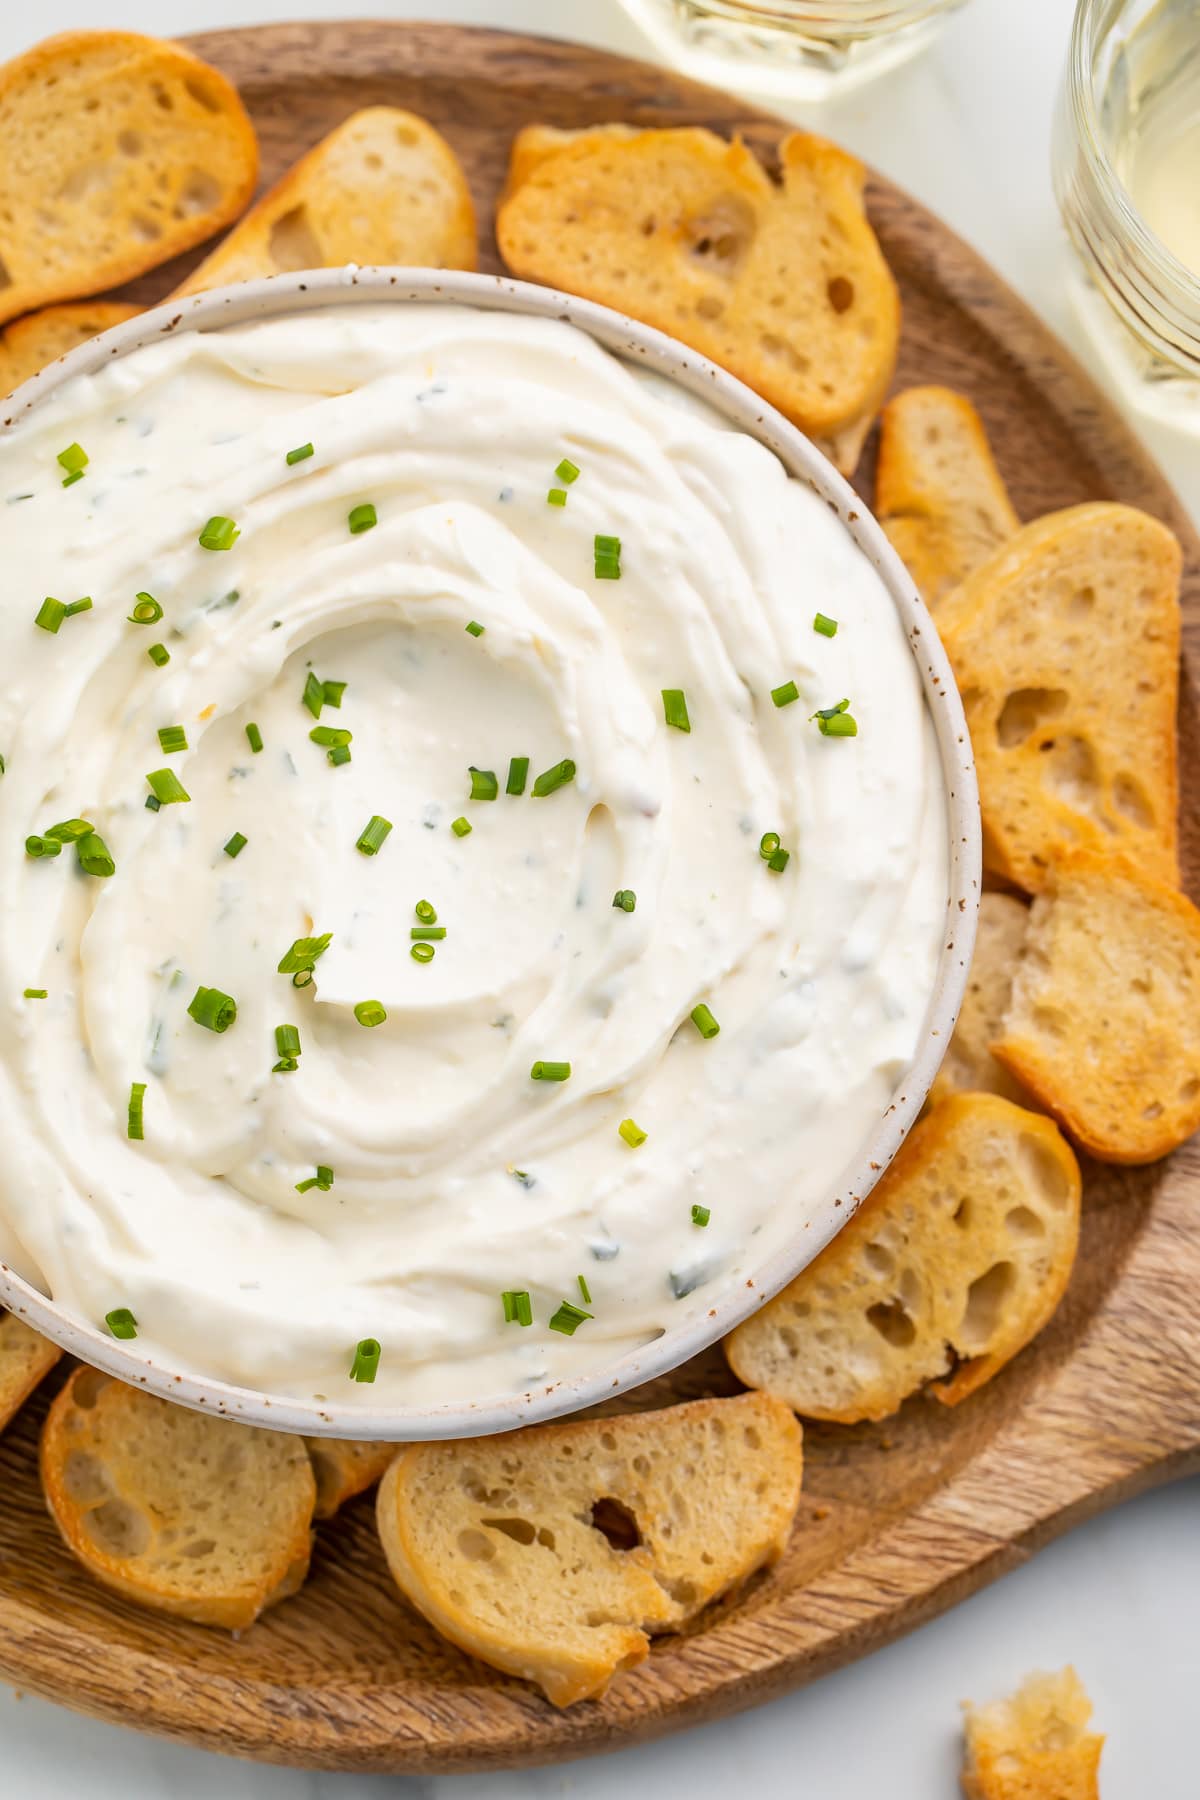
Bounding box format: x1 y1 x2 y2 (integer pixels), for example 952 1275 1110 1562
1 1 1196 1792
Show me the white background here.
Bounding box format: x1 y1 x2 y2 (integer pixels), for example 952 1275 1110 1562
2 2 1197 1794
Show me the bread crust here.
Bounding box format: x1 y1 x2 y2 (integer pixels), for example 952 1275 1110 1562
0 300 141 394
0 1314 61 1433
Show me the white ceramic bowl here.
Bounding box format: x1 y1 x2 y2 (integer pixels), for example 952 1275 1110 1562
0 269 980 1438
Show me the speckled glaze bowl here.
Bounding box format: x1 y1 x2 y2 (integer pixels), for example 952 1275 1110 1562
0 268 980 1438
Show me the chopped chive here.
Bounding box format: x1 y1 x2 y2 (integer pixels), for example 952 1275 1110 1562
127 1081 146 1141
61 469 85 488
286 442 314 465
618 1118 647 1148
23 988 47 999
105 1307 138 1340
278 933 332 975
767 846 791 872
356 814 393 856
148 642 170 667
0 754 5 773
291 968 313 989
245 722 263 753
46 818 93 843
128 593 163 624
24 835 61 859
275 1023 301 1060
349 1337 381 1382
759 831 781 860
187 985 237 1032
198 515 239 552
556 458 580 484
223 831 247 858
506 756 529 796
322 679 346 709
34 598 66 633
410 941 435 963
691 1203 711 1227
531 1060 571 1082
817 712 858 737
772 680 800 708
302 671 325 718
451 816 472 837
812 697 850 720
410 926 446 941
310 725 351 747
612 889 636 913
531 758 576 797
465 620 485 637
57 443 88 475
577 1273 592 1305
690 1002 720 1040
547 487 567 507
145 795 161 812
468 766 499 801
296 1163 334 1190
274 1057 299 1073
415 899 438 924
76 832 114 877
548 1300 592 1336
662 689 691 732
594 533 621 579
348 502 377 534
813 612 838 637
146 769 190 805
502 1289 533 1327
157 724 188 755
354 999 387 1028
327 742 352 767
63 598 93 617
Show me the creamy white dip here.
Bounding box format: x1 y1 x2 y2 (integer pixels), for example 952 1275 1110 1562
0 303 947 1406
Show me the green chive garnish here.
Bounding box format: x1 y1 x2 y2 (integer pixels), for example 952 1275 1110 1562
690 1002 720 1040
411 941 435 963
296 1165 334 1192
223 831 247 858
63 598 92 618
556 458 580 484
767 846 790 872
46 819 93 843
57 443 88 476
198 515 239 552
817 712 858 737
612 889 636 912
594 533 621 579
662 689 690 732
245 722 263 753
76 832 114 877
691 1204 711 1227
531 1060 571 1082
187 985 237 1032
548 1300 592 1336
547 488 567 507
286 442 314 465
327 742 352 766
502 1290 533 1327
278 933 332 975
34 598 66 633
531 758 575 797
506 756 529 796
157 724 188 755
322 680 346 709
772 680 800 708
25 836 61 859
302 671 325 718
148 643 170 666
309 726 351 747
465 620 485 637
348 502 377 535
410 926 446 941
61 469 85 488
759 832 781 860
577 1273 592 1305
813 612 838 637
146 769 190 805
451 816 472 837
128 593 163 624
415 899 438 924
618 1118 647 1148
468 767 499 801
105 1307 138 1340
275 1023 301 1062
127 1081 146 1141
354 999 387 1028
145 796 161 812
812 697 850 720
356 814 393 856
23 988 47 999
350 1337 381 1382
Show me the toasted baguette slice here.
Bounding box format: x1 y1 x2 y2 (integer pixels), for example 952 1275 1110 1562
939 503 1181 892
497 124 899 473
377 1392 802 1707
173 107 476 297
0 300 141 395
0 1311 61 1431
876 387 1019 609
0 32 257 326
41 1366 315 1629
726 1093 1080 1422
930 893 1034 1109
962 1667 1103 1800
305 1437 400 1519
994 849 1200 1163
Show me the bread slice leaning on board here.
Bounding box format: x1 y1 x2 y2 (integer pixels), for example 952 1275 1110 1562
0 1313 61 1433
0 300 141 396
0 31 257 325
376 1392 803 1706
41 1366 316 1629
929 891 1034 1110
962 1666 1103 1800
496 122 899 474
725 1093 1081 1422
304 1436 400 1519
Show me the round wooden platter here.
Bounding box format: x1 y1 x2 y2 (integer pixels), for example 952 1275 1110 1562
0 19 1197 1775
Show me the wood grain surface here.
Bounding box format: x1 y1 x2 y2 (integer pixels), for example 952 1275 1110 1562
0 20 1196 1775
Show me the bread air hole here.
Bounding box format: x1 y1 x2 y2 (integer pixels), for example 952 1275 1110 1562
457 1528 496 1562
184 76 220 113
1112 771 1155 830
865 1298 916 1349
958 1260 1015 1352
72 1367 111 1409
483 1516 537 1546
177 169 221 218
1018 1133 1071 1208
1040 734 1103 819
827 275 854 313
62 1450 112 1505
588 1496 642 1552
862 1241 894 1277
995 686 1069 748
683 196 755 278
1005 1204 1045 1239
760 331 811 374
268 204 324 273
84 1497 151 1559
1180 1078 1200 1105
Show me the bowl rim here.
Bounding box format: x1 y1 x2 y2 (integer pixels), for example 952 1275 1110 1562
0 266 981 1438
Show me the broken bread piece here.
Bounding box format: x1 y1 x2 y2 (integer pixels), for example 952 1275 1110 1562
41 1366 315 1629
962 1666 1103 1800
376 1392 802 1706
0 300 141 396
0 31 257 325
497 124 899 474
0 1311 61 1432
994 849 1200 1163
173 106 476 295
939 503 1181 892
876 386 1019 609
930 892 1033 1109
725 1093 1080 1422
305 1436 399 1520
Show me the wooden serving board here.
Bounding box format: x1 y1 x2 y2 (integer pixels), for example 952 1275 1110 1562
0 20 1197 1775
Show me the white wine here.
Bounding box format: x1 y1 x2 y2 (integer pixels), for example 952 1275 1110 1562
1103 0 1200 276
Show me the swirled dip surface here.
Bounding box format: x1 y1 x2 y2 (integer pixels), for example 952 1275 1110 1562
0 303 947 1407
